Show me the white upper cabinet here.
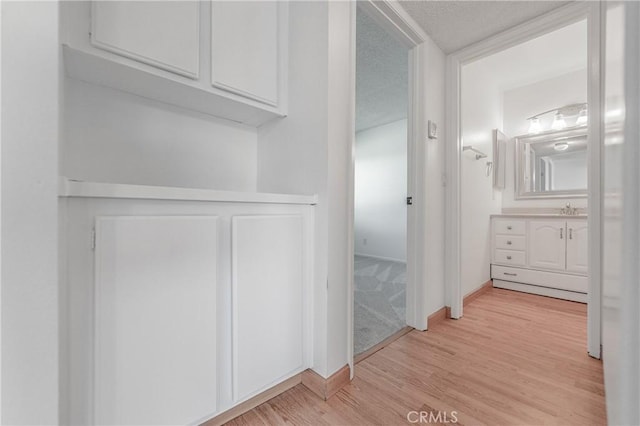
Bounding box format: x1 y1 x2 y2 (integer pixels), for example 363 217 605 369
92 1 200 78
528 220 566 271
61 1 288 126
211 1 279 106
566 220 589 274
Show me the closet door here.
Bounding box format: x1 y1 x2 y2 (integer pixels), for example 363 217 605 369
528 220 566 271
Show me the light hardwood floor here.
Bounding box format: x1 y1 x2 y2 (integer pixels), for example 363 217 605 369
225 288 606 425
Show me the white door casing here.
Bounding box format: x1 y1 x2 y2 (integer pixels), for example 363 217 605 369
446 3 602 359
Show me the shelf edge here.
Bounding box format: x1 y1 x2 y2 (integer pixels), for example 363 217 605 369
58 177 318 206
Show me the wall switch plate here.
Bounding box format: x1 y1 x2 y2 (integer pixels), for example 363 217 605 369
428 120 438 139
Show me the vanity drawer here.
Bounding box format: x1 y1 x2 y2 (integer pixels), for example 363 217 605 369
494 249 526 266
491 265 587 293
495 235 526 251
493 219 526 235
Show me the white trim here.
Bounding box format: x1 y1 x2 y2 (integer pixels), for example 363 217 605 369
354 253 407 264
619 3 640 422
0 3 3 415
445 50 463 319
347 0 357 380
58 177 318 206
406 42 429 331
357 0 429 48
587 3 604 359
445 1 600 332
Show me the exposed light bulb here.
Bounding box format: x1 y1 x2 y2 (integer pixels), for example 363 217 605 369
551 112 567 130
576 108 588 126
528 117 542 134
554 142 569 151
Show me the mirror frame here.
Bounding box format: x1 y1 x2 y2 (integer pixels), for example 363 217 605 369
515 126 588 199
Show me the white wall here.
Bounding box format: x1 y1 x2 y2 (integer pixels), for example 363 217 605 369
62 78 258 191
354 119 407 262
257 1 333 377
502 69 588 209
419 38 447 318
460 61 503 296
1 2 60 424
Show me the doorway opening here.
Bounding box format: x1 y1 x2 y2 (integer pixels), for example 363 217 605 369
353 6 410 356
448 3 601 358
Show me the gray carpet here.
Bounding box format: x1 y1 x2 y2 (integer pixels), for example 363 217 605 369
354 255 406 355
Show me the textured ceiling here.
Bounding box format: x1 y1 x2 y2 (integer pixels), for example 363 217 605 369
399 1 571 53
356 10 408 132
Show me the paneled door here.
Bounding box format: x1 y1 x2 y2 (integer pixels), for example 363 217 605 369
566 220 589 274
94 216 218 425
528 220 566 271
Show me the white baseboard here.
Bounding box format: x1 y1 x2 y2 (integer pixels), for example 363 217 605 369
354 252 406 264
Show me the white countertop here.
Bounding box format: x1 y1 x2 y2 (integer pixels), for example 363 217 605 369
58 177 318 205
491 213 587 219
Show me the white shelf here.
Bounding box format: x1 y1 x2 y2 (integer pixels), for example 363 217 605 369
62 45 285 127
58 177 317 206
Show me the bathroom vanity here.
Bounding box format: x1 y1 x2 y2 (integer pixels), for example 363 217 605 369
491 214 588 302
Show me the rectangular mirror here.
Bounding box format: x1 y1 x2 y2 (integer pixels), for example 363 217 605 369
515 126 587 199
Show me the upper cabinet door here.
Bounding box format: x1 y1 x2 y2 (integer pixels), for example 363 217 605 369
91 1 200 78
566 220 588 274
528 220 566 271
211 1 281 106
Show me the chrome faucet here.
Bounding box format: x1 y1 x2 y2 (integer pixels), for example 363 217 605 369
561 203 578 215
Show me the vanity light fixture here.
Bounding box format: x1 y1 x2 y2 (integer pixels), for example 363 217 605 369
528 117 542 134
551 112 567 130
576 106 588 126
526 102 587 134
554 142 569 151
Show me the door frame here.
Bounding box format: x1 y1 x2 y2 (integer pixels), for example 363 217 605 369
348 0 431 371
445 2 603 358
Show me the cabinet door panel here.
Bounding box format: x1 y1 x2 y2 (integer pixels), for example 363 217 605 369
232 215 304 401
92 1 200 78
566 221 588 274
211 1 279 105
528 220 566 271
94 216 217 425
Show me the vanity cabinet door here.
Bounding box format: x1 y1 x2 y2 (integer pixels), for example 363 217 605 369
528 220 566 271
566 220 588 274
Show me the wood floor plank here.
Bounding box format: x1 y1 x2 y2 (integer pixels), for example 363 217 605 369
224 288 606 425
